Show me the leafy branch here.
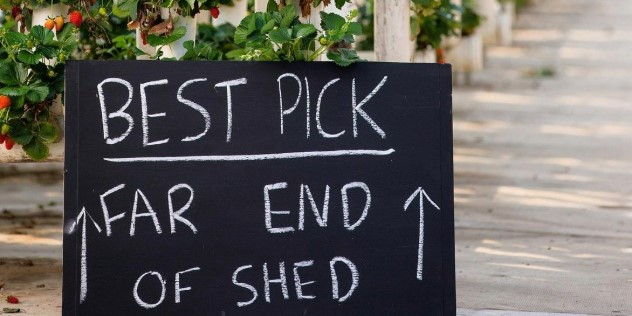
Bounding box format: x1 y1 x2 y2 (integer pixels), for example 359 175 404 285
227 1 361 66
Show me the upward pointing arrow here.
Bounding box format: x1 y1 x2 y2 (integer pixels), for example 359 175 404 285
404 188 440 281
68 207 102 303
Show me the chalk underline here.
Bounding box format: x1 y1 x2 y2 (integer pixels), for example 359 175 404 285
103 148 396 163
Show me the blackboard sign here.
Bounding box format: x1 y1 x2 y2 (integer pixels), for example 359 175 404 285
63 61 455 315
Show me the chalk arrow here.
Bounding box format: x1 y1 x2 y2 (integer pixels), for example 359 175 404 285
68 207 102 303
404 188 440 281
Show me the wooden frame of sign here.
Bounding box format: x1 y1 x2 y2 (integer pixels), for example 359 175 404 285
63 61 455 315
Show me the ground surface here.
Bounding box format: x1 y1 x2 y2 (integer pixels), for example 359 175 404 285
1 0 631 315
453 0 632 314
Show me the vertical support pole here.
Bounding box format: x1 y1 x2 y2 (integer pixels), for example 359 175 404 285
214 0 249 26
197 10 211 25
374 0 412 62
159 6 197 59
474 0 499 45
254 0 270 12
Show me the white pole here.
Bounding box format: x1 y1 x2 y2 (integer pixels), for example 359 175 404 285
474 0 499 45
214 0 248 26
136 29 156 59
374 0 412 62
254 0 269 12
197 10 211 25
159 6 197 59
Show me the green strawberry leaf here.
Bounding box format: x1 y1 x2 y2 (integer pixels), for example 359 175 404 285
147 26 187 46
23 139 49 161
9 124 33 146
260 19 276 34
56 24 78 50
234 15 256 44
114 0 138 20
225 49 245 59
0 86 29 97
25 81 50 103
0 63 28 85
10 95 25 110
0 64 19 86
280 5 297 28
327 48 360 67
4 31 27 46
334 0 348 9
293 24 317 39
17 50 44 65
268 27 292 44
37 46 57 59
266 0 278 12
30 26 55 46
37 122 58 144
347 21 363 36
320 12 345 31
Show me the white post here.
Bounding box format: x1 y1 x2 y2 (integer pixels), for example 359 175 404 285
474 0 499 45
497 1 513 46
159 7 197 59
412 48 437 63
197 10 211 25
254 0 269 12
214 0 248 26
136 29 156 59
374 0 412 62
446 32 483 72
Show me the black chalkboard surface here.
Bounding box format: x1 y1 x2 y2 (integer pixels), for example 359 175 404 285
63 60 454 315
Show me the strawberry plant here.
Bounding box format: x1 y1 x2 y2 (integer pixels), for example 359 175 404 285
461 0 482 37
410 0 460 50
117 0 228 51
0 0 98 29
226 1 361 66
0 23 77 159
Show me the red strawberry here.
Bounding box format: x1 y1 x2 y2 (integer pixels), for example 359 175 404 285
0 95 10 109
5 137 15 150
210 6 219 19
11 6 20 18
0 134 7 144
68 10 83 28
6 295 19 304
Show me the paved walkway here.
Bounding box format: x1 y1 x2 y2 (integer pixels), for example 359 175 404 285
453 0 632 314
1 0 631 315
